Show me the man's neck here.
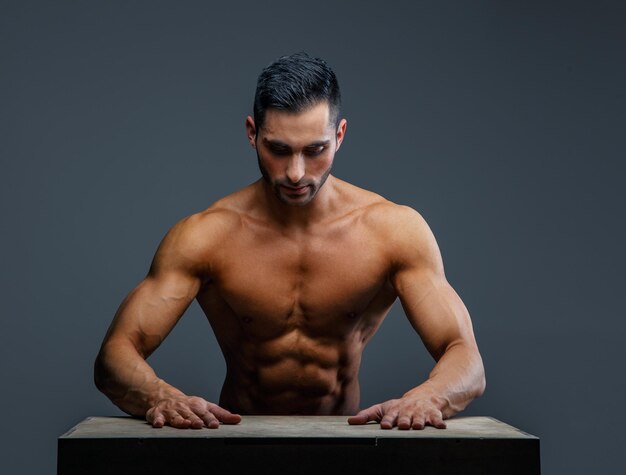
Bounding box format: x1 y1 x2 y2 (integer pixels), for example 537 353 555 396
257 176 338 231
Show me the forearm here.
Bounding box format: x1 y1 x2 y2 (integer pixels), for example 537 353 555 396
94 340 185 417
403 342 485 418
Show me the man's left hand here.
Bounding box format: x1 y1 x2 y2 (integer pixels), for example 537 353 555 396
347 395 447 430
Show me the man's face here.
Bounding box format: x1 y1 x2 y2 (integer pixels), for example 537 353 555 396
247 101 346 206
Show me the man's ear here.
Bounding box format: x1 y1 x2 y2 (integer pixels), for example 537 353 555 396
335 118 347 152
245 116 257 148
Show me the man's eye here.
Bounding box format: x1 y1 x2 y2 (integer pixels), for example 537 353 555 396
270 147 291 155
305 146 326 156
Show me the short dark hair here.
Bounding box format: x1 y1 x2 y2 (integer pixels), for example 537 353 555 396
253 52 341 131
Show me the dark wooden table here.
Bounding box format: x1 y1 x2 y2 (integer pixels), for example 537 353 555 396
58 415 540 474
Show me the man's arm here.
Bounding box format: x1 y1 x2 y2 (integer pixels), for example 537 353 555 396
94 214 241 429
349 206 485 429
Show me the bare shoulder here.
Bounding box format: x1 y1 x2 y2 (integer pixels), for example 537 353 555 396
362 200 427 232
150 198 244 276
341 183 424 234
349 190 442 273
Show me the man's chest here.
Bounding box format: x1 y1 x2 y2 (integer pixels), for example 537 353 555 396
199 226 396 335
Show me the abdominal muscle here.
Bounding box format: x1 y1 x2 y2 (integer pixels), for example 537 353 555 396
196 277 389 416
195 249 397 416
217 327 364 415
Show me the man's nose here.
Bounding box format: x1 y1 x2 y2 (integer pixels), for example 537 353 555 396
286 155 305 184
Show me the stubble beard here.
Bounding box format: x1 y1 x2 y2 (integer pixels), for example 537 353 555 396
256 152 333 207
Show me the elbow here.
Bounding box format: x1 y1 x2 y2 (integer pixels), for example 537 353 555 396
93 345 115 396
476 372 486 398
474 359 486 398
93 350 107 394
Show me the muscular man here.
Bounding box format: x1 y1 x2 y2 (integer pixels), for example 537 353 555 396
95 52 485 431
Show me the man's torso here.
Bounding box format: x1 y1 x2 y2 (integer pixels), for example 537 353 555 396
193 179 402 415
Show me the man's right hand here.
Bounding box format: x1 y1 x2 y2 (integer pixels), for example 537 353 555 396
145 395 242 429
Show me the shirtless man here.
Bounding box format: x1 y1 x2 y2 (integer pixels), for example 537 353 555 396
94 52 485 431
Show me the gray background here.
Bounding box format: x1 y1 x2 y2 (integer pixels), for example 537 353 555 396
1 1 624 473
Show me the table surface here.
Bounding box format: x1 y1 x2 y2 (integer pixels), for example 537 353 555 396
60 416 537 440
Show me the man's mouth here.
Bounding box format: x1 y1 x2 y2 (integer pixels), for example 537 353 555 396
280 184 310 195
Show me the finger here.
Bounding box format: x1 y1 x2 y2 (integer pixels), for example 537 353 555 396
346 411 368 425
146 407 165 428
151 415 166 428
427 411 446 429
347 405 382 425
151 415 165 429
188 399 240 428
186 398 219 428
173 400 213 429
199 411 220 429
411 416 425 430
380 412 398 430
184 413 205 430
175 408 202 429
208 404 242 425
396 414 412 430
166 412 193 429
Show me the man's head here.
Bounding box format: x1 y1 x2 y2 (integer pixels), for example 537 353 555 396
253 52 341 132
246 53 347 207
